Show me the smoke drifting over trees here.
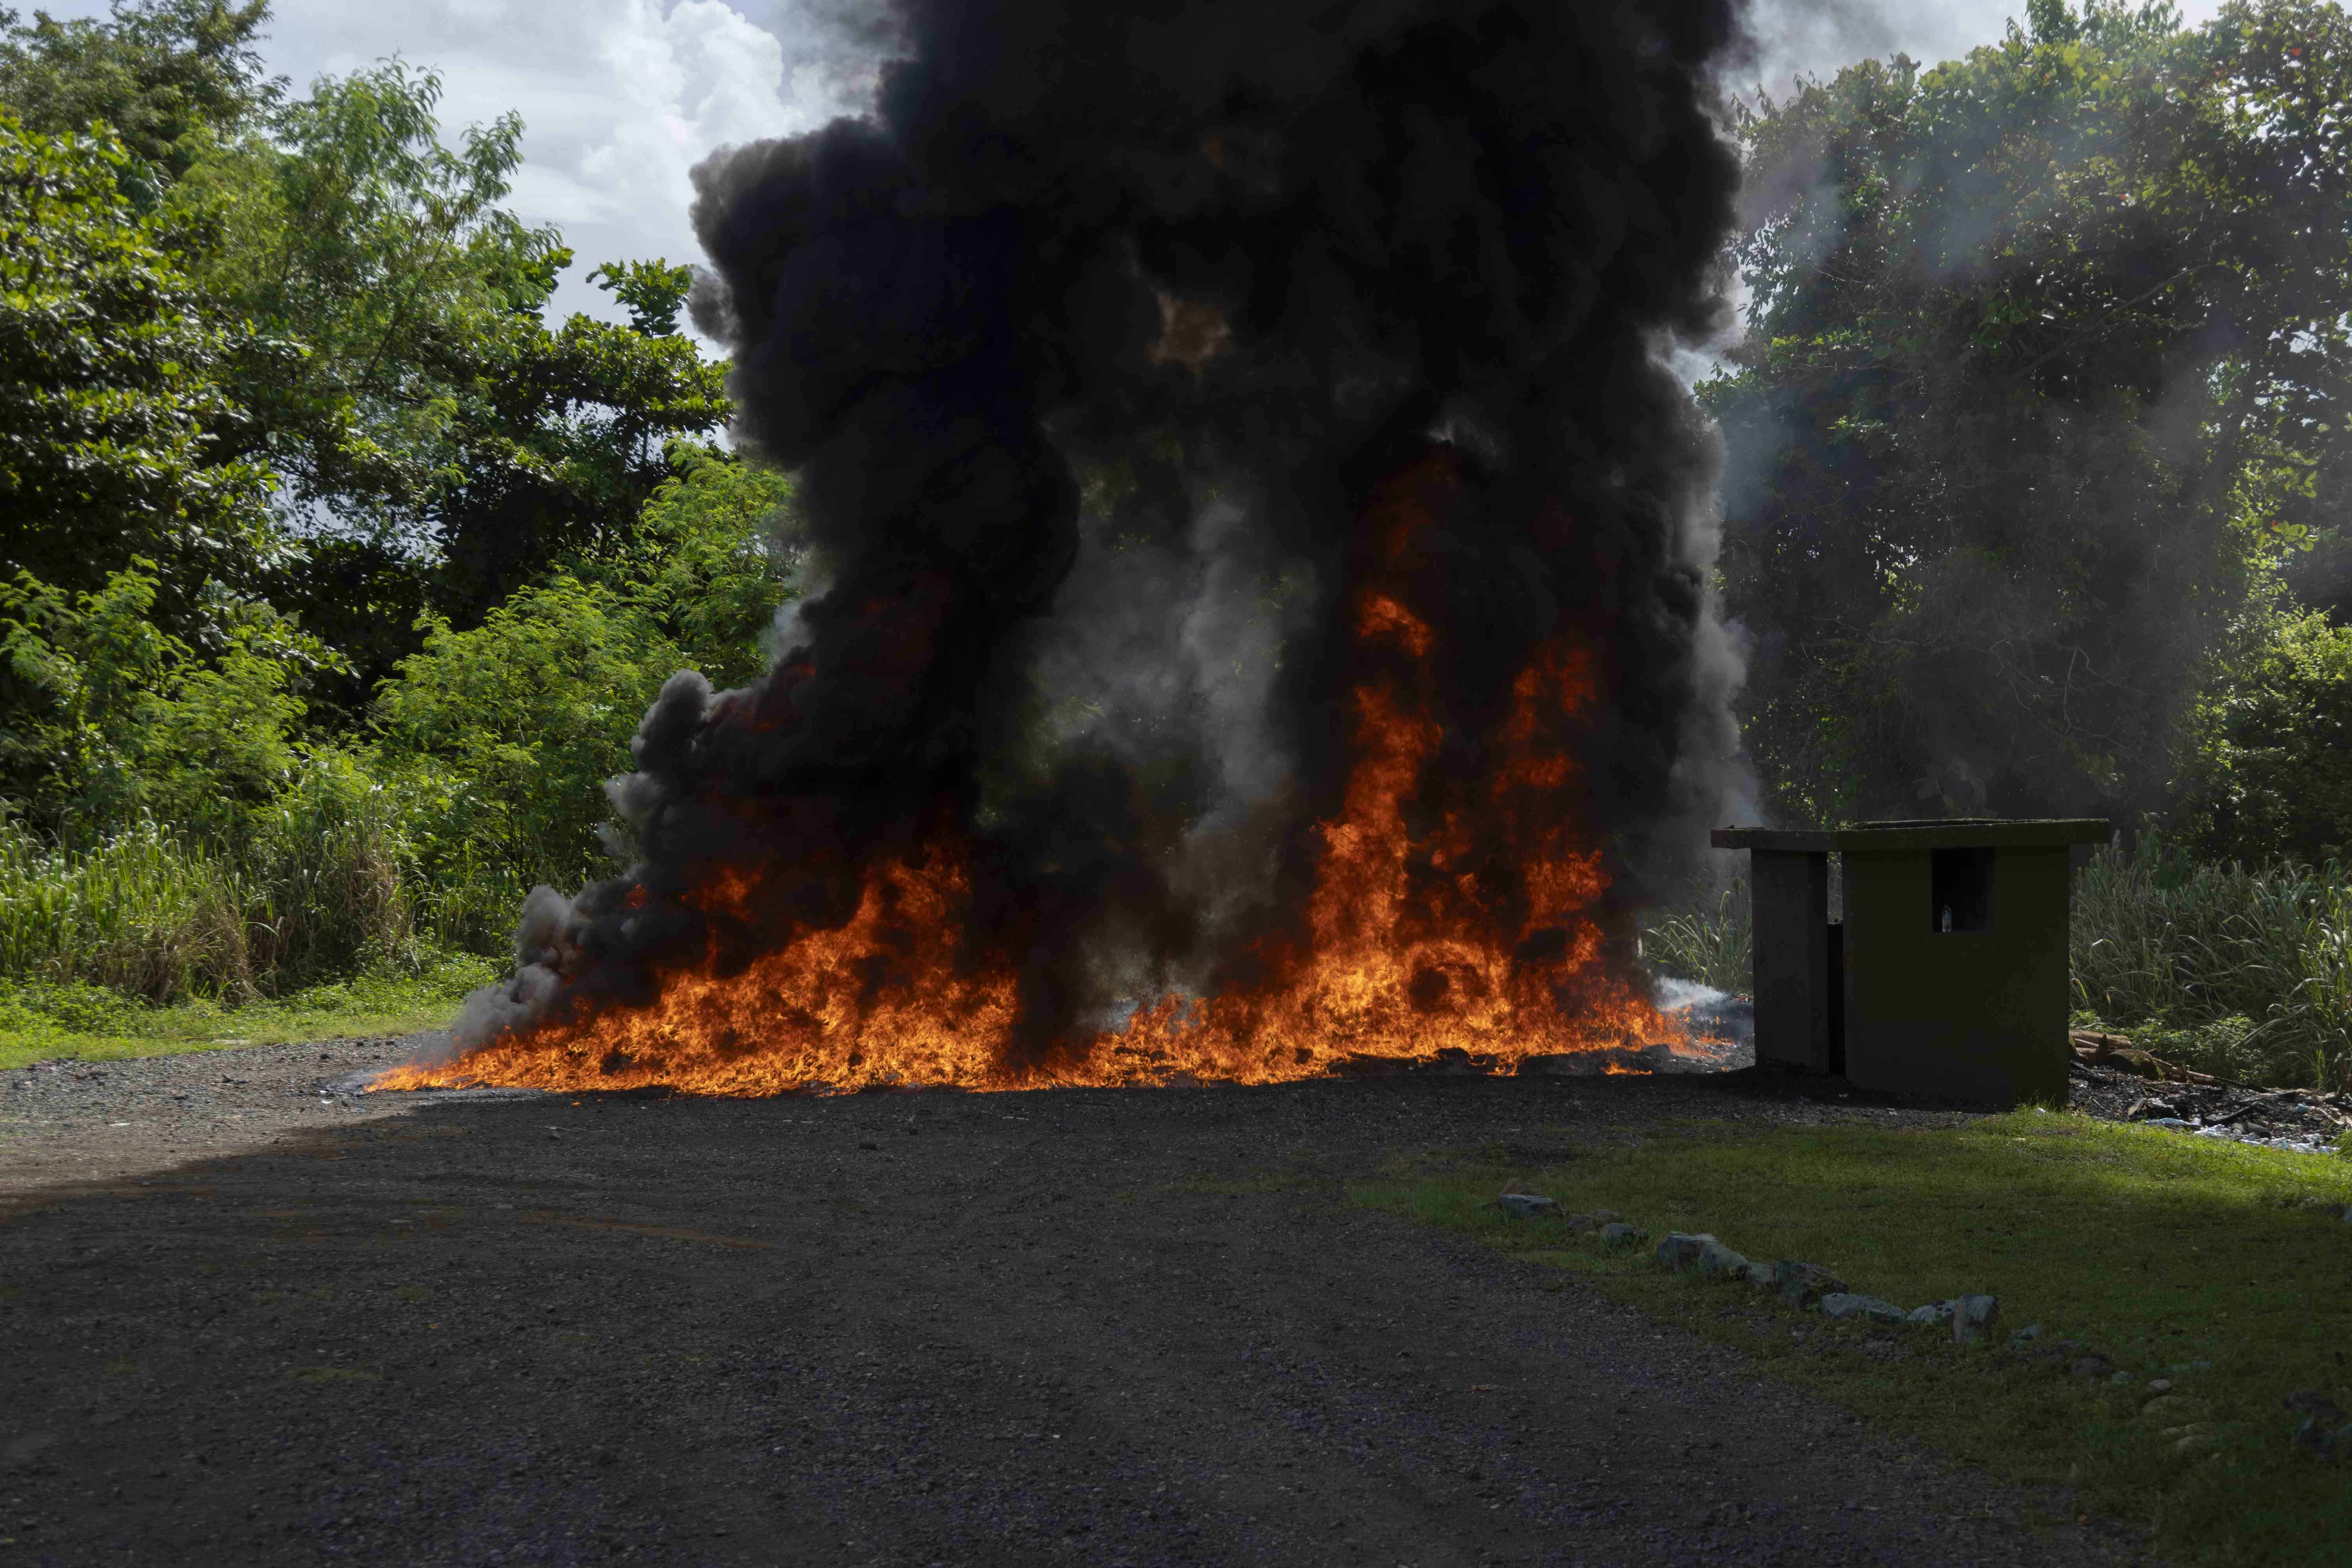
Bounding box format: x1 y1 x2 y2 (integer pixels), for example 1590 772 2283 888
453 0 1755 1065
1710 0 2352 842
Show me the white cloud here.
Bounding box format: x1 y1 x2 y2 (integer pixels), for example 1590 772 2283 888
254 0 866 333
23 0 2234 338
17 0 868 332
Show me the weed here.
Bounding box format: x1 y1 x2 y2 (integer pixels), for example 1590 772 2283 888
0 952 495 1069
2073 835 2352 1088
1641 875 1752 994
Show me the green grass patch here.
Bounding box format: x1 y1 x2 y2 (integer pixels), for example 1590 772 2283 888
1353 1111 2352 1565
0 952 494 1070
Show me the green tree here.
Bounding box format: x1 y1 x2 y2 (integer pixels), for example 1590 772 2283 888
163 65 731 701
2178 607 2352 865
576 441 800 691
371 576 682 891
1709 0 2352 828
0 109 281 631
371 448 798 889
0 0 276 187
0 559 327 839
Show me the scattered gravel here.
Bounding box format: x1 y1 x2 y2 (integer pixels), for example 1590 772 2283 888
0 1032 511 1199
0 1047 2149 1566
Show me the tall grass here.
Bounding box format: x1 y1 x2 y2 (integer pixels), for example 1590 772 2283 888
2071 835 2352 1088
0 759 525 1006
0 818 249 999
1641 876 1753 995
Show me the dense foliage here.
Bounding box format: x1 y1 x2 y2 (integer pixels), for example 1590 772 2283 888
0 1 793 1012
1710 0 2352 848
162 60 731 706
0 109 280 624
0 0 276 183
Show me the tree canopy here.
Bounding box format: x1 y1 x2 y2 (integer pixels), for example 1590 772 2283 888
0 0 276 185
163 62 731 699
0 0 775 860
1710 0 2352 836
0 109 281 623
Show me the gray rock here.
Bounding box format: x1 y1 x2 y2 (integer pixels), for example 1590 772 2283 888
2291 1416 2344 1460
2009 1323 2043 1343
1563 1208 1622 1233
1499 1192 1561 1221
1818 1292 1909 1324
1656 1231 1706 1269
2147 1378 2172 1394
1907 1301 1956 1327
1695 1240 1750 1279
2285 1390 2347 1425
1952 1293 1998 1346
1656 1232 1749 1279
2110 1370 2136 1386
1771 1259 1847 1309
1739 1260 1777 1289
1598 1222 1646 1248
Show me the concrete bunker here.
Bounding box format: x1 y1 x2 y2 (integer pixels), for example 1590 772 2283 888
1710 819 2111 1106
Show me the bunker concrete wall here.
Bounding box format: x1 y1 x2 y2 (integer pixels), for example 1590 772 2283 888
1750 849 1831 1074
1841 846 2072 1105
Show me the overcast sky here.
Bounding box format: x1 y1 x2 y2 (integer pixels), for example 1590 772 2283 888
34 0 2232 334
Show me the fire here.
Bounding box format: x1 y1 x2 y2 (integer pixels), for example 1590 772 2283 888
375 450 1687 1097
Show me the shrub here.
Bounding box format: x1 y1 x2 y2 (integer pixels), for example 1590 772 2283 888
369 575 694 895
0 815 247 1000
371 452 799 898
1642 876 1753 995
0 560 332 843
2178 607 2352 869
0 753 495 1004
2071 834 2352 1088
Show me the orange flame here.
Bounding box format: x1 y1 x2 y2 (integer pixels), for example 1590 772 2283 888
375 450 1688 1097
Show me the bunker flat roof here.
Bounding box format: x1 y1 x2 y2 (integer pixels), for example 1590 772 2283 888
1709 819 2111 853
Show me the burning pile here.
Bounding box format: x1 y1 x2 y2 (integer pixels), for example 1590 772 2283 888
379 0 1753 1098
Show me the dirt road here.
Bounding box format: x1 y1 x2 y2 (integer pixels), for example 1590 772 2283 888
0 1045 2144 1566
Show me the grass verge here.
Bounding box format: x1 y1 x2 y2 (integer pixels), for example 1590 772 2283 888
0 953 495 1071
1353 1112 2352 1566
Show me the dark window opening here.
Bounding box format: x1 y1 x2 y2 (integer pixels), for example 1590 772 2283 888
1931 847 1993 933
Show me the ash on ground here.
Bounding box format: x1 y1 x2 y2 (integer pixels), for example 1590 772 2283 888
2067 1030 2350 1155
1342 980 1754 1081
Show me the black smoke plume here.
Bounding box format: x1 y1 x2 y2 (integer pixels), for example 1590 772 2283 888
451 0 1752 1066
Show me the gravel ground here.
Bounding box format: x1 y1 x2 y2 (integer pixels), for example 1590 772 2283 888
0 1036 463 1199
0 1039 2153 1567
